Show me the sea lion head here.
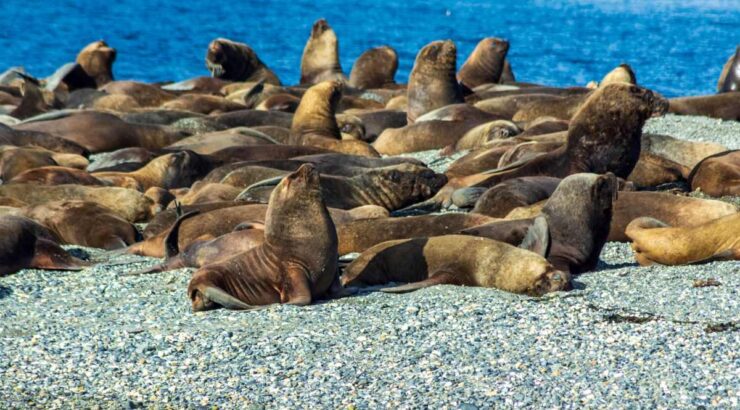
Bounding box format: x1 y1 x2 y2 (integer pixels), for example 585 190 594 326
364 164 448 209
266 163 328 242
599 63 636 87
349 46 399 89
530 266 572 296
76 40 116 87
205 38 260 80
300 19 342 85
417 40 457 74
160 150 213 188
291 80 343 138
336 113 367 140
458 37 510 88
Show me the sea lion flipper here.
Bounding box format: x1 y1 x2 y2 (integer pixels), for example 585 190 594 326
202 286 266 311
451 187 487 208
164 210 201 259
30 239 88 271
519 216 550 257
380 272 458 294
281 264 313 306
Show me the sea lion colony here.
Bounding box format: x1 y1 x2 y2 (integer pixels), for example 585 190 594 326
0 19 737 311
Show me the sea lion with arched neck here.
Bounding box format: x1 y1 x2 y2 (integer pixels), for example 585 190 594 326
300 19 346 85
406 40 464 123
717 46 740 93
349 46 398 89
76 40 116 87
458 37 509 91
205 38 281 85
187 164 339 311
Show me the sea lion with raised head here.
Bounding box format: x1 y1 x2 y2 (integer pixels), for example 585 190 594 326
406 40 464 123
349 46 398 89
187 164 339 311
458 37 510 91
627 213 740 266
300 19 346 85
717 46 740 93
76 40 116 87
205 38 281 85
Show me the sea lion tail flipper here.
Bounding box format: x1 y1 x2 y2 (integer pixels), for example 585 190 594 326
242 79 266 108
164 210 201 259
391 198 442 216
30 239 89 271
202 286 267 311
380 272 458 294
451 187 487 208
686 249 737 265
519 216 550 257
625 217 670 240
235 176 285 201
282 264 313 306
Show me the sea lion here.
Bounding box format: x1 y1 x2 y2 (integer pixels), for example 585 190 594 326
161 76 233 94
336 213 496 255
9 166 105 186
445 119 521 152
300 19 346 85
458 37 509 91
93 151 214 190
76 40 116 87
205 38 281 85
372 117 499 156
471 176 561 216
211 109 293 129
187 164 339 311
9 80 47 120
512 93 590 122
0 123 88 155
0 184 155 222
161 94 246 114
14 112 191 153
717 46 740 93
207 144 331 163
461 173 617 274
341 235 570 296
177 182 242 205
406 40 464 123
351 109 406 141
598 64 636 87
668 92 740 121
86 147 156 173
688 150 740 197
349 46 398 89
255 93 301 113
22 200 139 249
0 215 88 276
289 81 379 157
0 145 57 181
608 191 738 242
100 81 175 107
627 213 740 266
164 127 277 154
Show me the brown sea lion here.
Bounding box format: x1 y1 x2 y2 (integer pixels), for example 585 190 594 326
9 80 47 120
349 46 398 89
0 215 88 276
207 144 331 163
608 191 738 242
22 200 139 249
0 124 89 156
177 182 242 205
474 93 565 119
93 150 213 190
444 144 517 178
160 94 245 114
341 235 570 296
9 166 105 186
0 184 155 222
471 176 561 216
14 112 191 153
300 19 346 85
86 147 156 173
373 118 494 155
461 173 617 274
717 46 740 93
406 40 464 123
351 109 406 141
206 38 281 85
627 213 740 266
668 92 740 121
164 127 277 154
211 109 294 129
187 164 339 311
458 37 509 91
336 213 496 255
255 93 301 113
512 93 590 122
76 40 116 87
100 81 175 107
688 150 740 197
446 119 521 152
289 81 379 157
161 76 233 94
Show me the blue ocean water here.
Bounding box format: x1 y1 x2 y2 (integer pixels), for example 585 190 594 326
0 0 738 97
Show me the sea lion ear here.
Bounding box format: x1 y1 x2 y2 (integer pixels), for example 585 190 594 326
519 216 550 257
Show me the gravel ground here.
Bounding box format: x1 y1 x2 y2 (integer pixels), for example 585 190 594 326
1 115 739 408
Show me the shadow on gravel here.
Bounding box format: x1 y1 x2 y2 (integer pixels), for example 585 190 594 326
596 261 636 270
0 284 12 300
571 279 587 290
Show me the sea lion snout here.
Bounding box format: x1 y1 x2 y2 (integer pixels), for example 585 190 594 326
311 19 330 37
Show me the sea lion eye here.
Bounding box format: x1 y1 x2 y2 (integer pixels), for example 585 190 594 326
388 171 401 182
341 124 353 133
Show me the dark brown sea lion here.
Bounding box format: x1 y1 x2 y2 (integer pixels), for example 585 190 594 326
336 213 496 255
471 176 561 216
300 19 346 85
100 81 175 107
349 46 398 89
9 166 105 186
211 109 294 129
458 37 509 91
461 173 616 274
668 92 740 121
93 150 214 190
350 109 406 141
688 150 740 197
76 40 116 87
341 235 570 296
14 112 191 153
0 215 88 276
22 200 139 249
406 40 464 123
9 80 47 120
627 213 740 266
289 81 379 157
206 144 330 164
187 164 339 311
717 46 740 93
608 191 738 242
205 38 281 85
0 184 155 222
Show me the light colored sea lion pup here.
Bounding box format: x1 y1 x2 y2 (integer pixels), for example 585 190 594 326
458 37 509 91
341 235 571 296
626 212 740 266
300 19 346 85
187 164 339 311
406 40 464 123
205 38 281 85
349 46 398 89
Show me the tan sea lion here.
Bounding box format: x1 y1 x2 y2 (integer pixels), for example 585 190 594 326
0 215 88 276
187 164 339 311
206 38 281 85
161 94 245 114
446 119 521 152
341 235 570 296
349 46 398 89
100 81 175 107
406 40 464 123
76 40 116 87
93 151 213 190
300 19 346 85
458 37 509 91
688 150 740 197
627 213 740 266
9 166 105 186
608 191 738 241
668 92 740 121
